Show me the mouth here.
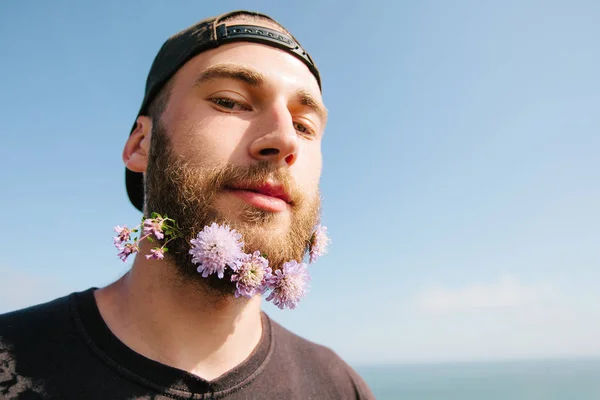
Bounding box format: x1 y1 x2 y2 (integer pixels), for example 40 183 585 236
225 182 292 212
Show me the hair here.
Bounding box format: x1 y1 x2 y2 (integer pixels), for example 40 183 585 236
145 12 293 123
146 79 174 124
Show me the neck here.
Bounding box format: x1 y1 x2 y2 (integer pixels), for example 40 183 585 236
95 248 263 380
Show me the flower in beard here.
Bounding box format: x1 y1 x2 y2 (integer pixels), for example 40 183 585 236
117 242 138 262
265 260 310 310
189 223 245 279
143 217 165 240
146 247 165 260
113 225 131 247
231 251 272 299
309 225 329 264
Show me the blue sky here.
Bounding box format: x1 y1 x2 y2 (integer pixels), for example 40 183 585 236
1 0 599 366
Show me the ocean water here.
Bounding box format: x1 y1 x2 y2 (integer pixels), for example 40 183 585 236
356 358 600 400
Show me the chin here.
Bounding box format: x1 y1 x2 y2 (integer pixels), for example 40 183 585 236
215 198 288 226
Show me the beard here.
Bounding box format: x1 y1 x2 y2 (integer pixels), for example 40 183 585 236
143 120 321 297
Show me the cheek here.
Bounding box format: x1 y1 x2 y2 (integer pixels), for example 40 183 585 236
164 91 249 157
295 148 322 193
169 115 250 167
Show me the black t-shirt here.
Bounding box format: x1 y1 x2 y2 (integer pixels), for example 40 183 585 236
0 288 374 399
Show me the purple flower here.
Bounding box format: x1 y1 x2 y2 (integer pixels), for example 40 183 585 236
117 242 138 262
146 247 165 260
189 223 245 279
231 251 272 299
309 225 329 263
265 260 310 310
113 225 131 247
143 217 165 240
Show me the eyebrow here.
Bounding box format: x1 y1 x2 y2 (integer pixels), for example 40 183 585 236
194 63 328 123
193 64 265 87
295 88 328 123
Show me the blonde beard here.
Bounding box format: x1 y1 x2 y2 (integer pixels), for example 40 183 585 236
143 122 321 296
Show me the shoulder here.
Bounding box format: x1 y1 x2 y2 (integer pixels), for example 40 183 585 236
0 292 84 396
268 317 375 399
0 291 83 366
0 293 75 339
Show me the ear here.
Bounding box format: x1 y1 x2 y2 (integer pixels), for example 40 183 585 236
123 116 153 173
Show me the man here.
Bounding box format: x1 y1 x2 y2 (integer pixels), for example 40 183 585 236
0 9 374 400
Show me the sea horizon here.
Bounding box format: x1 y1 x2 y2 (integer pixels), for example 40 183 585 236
355 356 600 400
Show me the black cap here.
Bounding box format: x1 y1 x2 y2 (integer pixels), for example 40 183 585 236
125 10 321 212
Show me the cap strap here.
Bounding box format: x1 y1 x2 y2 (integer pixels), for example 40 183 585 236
214 24 320 88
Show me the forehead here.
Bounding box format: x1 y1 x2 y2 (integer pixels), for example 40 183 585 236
172 42 323 101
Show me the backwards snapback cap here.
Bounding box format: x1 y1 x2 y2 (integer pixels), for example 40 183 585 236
125 10 321 212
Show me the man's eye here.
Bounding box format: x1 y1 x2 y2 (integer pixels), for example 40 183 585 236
210 98 249 111
293 121 315 136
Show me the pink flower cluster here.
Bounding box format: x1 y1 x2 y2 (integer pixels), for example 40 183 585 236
113 213 177 263
309 225 329 264
113 216 330 310
188 223 327 310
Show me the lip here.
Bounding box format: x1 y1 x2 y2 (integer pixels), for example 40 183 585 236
226 182 291 212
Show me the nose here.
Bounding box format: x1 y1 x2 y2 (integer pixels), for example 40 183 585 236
248 103 299 167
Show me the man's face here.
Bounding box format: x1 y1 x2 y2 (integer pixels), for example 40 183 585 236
136 41 326 291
